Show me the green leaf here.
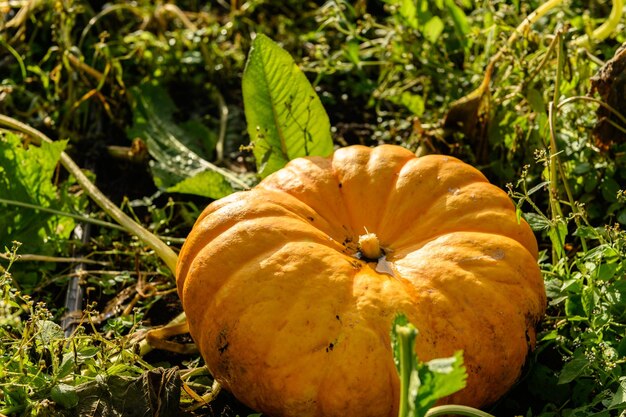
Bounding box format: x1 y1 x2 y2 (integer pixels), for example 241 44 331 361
35 320 64 346
593 263 618 281
416 351 467 411
524 213 551 231
526 180 550 196
423 16 444 43
50 383 80 409
573 162 592 175
600 177 620 202
399 0 419 29
558 350 590 384
388 92 426 116
0 132 75 258
128 83 237 199
166 170 233 199
609 378 626 409
242 34 333 178
383 0 419 29
444 0 470 38
344 40 361 66
525 88 547 115
547 220 568 260
391 314 467 417
581 285 597 316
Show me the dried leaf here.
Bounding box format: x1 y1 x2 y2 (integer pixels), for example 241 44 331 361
590 43 626 151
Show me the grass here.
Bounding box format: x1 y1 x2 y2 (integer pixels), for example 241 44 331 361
2 0 626 416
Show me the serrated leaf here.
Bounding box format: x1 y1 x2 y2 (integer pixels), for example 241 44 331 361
35 319 64 345
524 212 551 231
0 132 75 258
417 351 467 411
243 34 333 177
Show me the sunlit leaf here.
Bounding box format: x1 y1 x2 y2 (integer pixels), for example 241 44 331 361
242 34 333 177
399 0 419 29
391 314 467 416
167 170 233 199
444 0 470 39
0 132 75 259
416 351 467 411
423 16 444 43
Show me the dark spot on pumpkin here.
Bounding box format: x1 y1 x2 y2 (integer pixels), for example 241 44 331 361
338 182 343 188
307 216 314 222
326 342 334 352
217 330 229 354
351 261 362 270
336 315 340 321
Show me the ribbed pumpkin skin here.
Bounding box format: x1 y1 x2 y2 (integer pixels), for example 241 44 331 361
176 145 546 417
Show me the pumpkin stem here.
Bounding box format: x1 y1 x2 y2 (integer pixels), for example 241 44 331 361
358 233 382 260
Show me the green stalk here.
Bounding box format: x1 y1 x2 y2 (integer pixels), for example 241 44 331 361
0 114 179 274
557 96 626 127
395 321 417 417
573 0 624 47
506 0 565 45
0 404 27 415
546 32 565 262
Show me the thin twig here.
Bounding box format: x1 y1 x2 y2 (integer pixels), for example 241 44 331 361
0 253 109 265
0 197 126 231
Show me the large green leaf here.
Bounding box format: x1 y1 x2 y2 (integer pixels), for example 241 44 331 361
127 83 238 199
242 34 333 177
0 132 75 257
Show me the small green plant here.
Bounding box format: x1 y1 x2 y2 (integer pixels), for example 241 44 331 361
391 314 494 417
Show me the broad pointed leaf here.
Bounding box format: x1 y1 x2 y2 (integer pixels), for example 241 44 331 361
242 34 333 177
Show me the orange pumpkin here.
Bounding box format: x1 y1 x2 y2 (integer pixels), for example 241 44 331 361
176 144 546 417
